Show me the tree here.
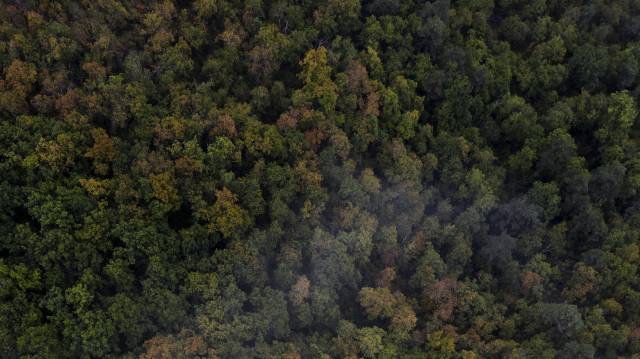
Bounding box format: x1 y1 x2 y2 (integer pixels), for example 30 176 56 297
527 181 561 222
595 91 637 161
210 188 251 238
533 303 585 339
288 275 311 306
0 59 37 114
358 287 397 320
292 47 339 114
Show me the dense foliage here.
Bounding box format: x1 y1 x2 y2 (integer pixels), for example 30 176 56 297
2 0 640 358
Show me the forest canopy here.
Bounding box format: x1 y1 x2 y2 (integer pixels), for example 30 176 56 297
1 0 640 358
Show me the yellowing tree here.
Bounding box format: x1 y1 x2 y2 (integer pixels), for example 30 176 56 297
211 188 250 238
